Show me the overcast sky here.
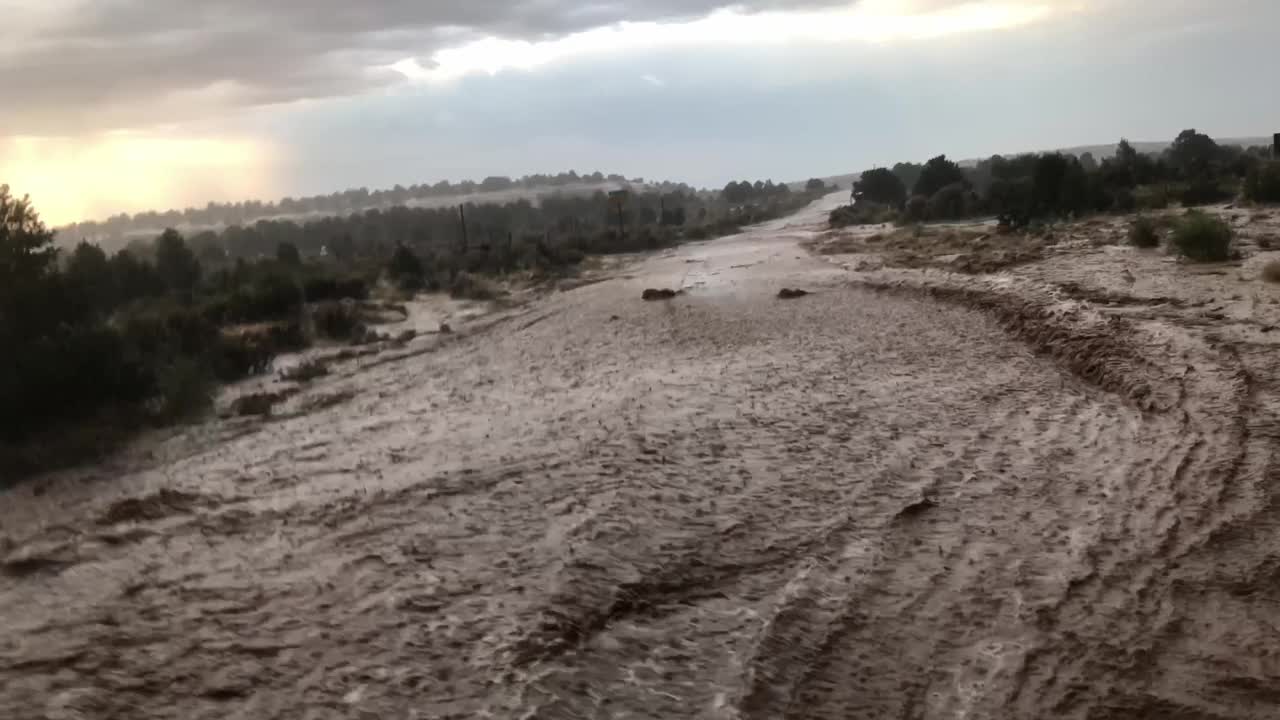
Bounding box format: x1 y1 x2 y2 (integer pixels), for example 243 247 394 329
2 0 1276 225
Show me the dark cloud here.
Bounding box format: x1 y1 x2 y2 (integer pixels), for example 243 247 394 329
1 0 853 134
249 0 1279 195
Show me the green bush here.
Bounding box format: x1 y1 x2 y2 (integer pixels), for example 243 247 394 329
996 212 1029 232
830 203 896 228
913 155 967 198
311 301 364 341
156 359 214 422
926 183 974 220
387 244 426 291
0 405 150 484
1135 185 1170 210
1128 216 1160 248
117 304 210 360
1245 161 1280 203
713 218 744 235
563 246 588 264
210 332 273 380
450 272 501 300
1172 211 1234 262
202 271 307 325
1111 188 1136 212
1181 181 1234 207
0 324 152 442
303 274 369 302
208 322 304 380
903 195 929 223
246 271 305 321
829 206 855 227
276 242 302 266
853 168 907 208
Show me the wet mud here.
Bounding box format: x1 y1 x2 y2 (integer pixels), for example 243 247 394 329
4 195 1280 719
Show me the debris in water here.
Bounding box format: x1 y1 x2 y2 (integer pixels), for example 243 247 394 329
1 550 76 579
279 359 330 383
642 288 680 301
778 288 810 299
895 495 938 519
230 391 294 417
98 489 210 525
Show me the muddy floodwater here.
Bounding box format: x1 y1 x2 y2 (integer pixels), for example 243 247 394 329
4 194 1280 719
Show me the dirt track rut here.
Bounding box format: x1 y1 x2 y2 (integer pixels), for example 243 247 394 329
3 194 1280 719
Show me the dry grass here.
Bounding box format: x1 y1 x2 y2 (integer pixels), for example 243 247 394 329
806 224 1038 273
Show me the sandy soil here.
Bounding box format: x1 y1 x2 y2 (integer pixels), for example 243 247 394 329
4 194 1280 719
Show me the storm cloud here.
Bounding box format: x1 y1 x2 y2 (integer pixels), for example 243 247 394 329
1 0 870 134
3 0 1277 225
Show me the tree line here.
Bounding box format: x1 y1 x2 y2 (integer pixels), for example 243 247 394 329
117 183 822 283
838 130 1280 228
61 170 696 245
0 179 827 479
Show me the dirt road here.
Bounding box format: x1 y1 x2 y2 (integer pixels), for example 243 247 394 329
3 194 1280 719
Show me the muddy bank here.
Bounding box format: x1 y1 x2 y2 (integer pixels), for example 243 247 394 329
4 193 1280 719
806 221 1048 274
815 203 1280 719
852 273 1180 412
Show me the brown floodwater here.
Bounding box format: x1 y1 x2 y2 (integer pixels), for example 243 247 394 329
4 194 1280 720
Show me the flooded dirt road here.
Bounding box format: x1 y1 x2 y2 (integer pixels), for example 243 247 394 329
4 194 1280 719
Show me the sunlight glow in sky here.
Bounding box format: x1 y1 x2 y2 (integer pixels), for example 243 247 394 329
1 135 276 226
391 1 1054 83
